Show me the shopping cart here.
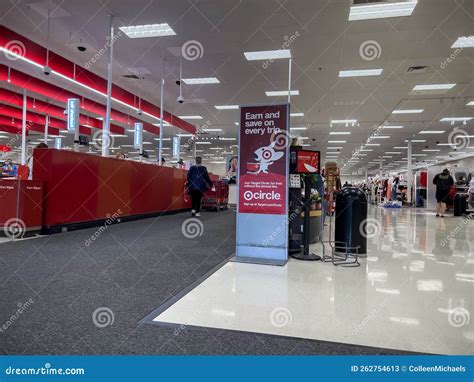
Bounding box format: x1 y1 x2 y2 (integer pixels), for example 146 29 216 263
202 180 229 211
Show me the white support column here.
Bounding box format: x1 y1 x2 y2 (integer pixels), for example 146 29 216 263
73 118 80 152
102 14 114 157
407 139 413 204
21 89 27 165
158 76 164 165
44 115 49 144
379 159 383 178
287 58 292 104
365 166 368 182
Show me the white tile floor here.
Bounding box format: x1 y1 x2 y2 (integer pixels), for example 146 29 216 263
153 207 473 355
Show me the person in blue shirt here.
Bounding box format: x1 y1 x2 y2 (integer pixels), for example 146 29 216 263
187 156 212 217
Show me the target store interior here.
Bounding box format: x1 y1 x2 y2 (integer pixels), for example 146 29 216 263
0 0 473 372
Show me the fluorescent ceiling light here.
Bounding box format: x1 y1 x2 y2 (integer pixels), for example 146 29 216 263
386 152 402 154
219 137 237 141
339 69 383 77
360 149 373 152
440 117 472 122
392 109 424 114
412 154 427 157
244 49 291 61
178 115 203 120
422 149 440 152
466 101 474 106
349 1 418 21
182 77 220 85
366 143 380 146
195 141 211 145
215 105 239 110
412 84 456 91
419 130 445 134
290 127 307 131
328 140 346 143
119 23 176 38
383 125 403 129
372 135 390 139
290 112 304 117
451 36 474 49
394 146 408 149
266 90 299 96
329 132 351 135
406 139 426 143
202 128 223 132
331 119 357 124
327 147 343 149
301 144 311 147
176 134 194 137
153 138 171 141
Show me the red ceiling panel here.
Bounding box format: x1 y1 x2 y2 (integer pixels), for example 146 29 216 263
0 25 196 134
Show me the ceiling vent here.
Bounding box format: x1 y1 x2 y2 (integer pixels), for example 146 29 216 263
406 65 429 74
122 74 142 80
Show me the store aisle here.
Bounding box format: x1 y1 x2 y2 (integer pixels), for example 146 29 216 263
150 207 473 355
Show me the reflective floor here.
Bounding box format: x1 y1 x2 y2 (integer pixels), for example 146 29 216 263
152 207 474 354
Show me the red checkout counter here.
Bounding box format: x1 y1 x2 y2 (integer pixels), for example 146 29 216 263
0 179 44 233
29 148 196 234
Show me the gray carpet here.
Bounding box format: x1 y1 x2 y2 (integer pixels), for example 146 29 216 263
0 210 414 355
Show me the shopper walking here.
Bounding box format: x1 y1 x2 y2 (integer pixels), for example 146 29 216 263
433 168 454 217
187 156 212 217
468 173 474 209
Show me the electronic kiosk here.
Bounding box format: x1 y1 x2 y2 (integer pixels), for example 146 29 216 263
289 147 322 261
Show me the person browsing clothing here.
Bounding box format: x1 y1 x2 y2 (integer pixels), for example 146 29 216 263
187 156 212 217
433 168 454 217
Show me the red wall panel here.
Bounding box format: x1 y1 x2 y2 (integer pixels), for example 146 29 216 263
0 180 44 229
32 149 193 228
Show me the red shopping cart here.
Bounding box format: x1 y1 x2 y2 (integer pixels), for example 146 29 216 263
202 180 229 211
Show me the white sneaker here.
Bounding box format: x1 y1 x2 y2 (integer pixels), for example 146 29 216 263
195 212 201 217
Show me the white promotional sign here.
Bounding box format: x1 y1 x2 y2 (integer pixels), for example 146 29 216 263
172 136 180 159
134 123 143 150
54 137 62 149
67 98 79 132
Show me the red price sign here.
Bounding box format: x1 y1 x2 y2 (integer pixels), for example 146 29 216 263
297 150 320 174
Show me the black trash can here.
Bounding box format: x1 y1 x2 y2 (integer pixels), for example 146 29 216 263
334 187 368 255
454 193 467 216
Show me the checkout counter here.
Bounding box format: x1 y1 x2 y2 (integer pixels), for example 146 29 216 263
0 179 44 234
30 148 195 233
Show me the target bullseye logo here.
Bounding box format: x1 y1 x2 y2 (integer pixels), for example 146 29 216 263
243 190 281 201
262 149 272 160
